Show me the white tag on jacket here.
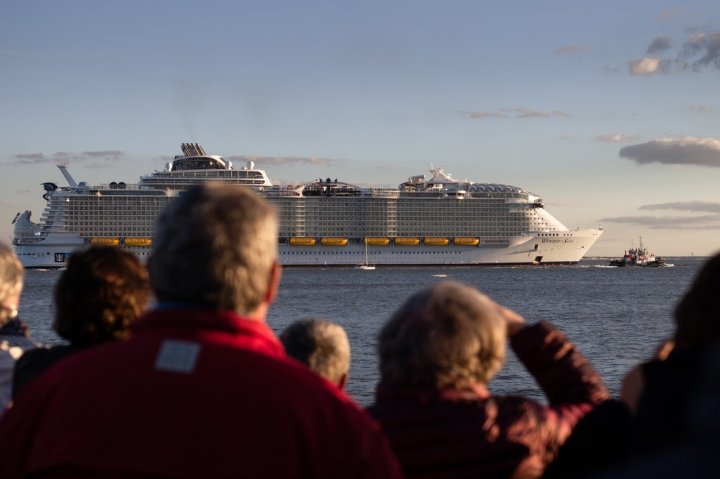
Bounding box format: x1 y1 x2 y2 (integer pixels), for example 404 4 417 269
154 340 201 374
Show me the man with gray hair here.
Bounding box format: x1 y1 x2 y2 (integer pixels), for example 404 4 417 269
0 242 35 413
0 184 401 479
369 281 609 479
281 318 351 389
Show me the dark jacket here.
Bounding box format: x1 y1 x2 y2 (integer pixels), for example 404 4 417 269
368 321 609 479
0 308 403 479
12 344 81 398
0 318 35 412
633 349 704 455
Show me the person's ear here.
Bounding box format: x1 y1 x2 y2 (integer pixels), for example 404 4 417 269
337 373 348 390
264 261 282 305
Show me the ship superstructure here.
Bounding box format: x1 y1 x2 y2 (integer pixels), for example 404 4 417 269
12 143 602 268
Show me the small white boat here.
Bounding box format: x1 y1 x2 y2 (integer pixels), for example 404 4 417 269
355 264 376 270
355 239 375 270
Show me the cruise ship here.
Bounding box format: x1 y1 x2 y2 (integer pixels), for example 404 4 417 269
12 143 602 268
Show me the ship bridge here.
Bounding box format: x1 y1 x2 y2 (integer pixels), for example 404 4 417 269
171 156 228 171
141 144 273 190
170 143 228 171
301 178 362 197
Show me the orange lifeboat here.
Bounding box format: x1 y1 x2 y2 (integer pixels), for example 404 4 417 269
289 237 317 246
394 237 420 246
453 237 480 246
124 237 152 247
320 237 348 246
90 237 120 246
365 237 390 246
424 237 449 246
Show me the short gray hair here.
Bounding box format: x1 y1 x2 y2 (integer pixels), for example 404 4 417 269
378 281 506 389
149 184 278 314
280 319 351 385
0 242 23 325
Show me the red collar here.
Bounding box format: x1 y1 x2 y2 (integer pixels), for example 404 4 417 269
132 308 284 356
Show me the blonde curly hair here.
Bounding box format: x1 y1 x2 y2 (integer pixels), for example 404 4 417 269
0 242 24 325
378 281 507 389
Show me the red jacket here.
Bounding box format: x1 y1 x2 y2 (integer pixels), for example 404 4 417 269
0 309 402 479
368 321 609 479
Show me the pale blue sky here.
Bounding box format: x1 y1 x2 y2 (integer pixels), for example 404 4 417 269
2 1 719 256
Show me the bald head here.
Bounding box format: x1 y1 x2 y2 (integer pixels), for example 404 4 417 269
281 319 351 388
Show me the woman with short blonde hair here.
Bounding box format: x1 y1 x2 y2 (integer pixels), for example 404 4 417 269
370 281 608 479
0 242 24 327
378 282 506 389
0 242 35 411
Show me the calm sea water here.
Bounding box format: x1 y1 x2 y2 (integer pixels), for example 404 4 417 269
19 258 704 405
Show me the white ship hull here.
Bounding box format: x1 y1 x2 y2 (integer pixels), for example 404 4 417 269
270 232 599 266
15 231 601 268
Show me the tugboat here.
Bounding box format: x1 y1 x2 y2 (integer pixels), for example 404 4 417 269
609 237 666 267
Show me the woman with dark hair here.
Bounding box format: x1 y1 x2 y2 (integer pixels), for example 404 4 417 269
12 246 150 397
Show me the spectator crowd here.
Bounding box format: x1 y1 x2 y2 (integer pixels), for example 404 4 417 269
1 183 718 479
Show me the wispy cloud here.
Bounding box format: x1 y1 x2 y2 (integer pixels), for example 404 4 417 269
688 105 714 113
13 153 47 163
599 214 720 229
461 108 569 120
656 8 689 22
602 199 720 230
512 108 570 119
679 31 720 70
83 150 124 160
646 36 672 54
639 201 720 213
619 137 720 167
464 111 506 119
628 31 720 75
596 134 639 143
628 57 667 75
555 44 592 55
8 150 126 165
227 155 338 167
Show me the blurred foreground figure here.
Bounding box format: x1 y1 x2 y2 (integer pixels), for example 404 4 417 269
12 246 150 397
369 281 608 479
280 318 351 389
620 252 720 456
0 184 401 479
593 252 720 478
0 242 34 413
545 253 720 479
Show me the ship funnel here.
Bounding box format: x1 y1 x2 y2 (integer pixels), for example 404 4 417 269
180 142 207 157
